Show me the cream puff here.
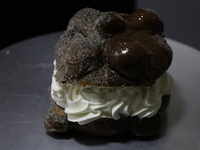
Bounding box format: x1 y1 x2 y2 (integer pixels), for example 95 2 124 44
44 8 173 137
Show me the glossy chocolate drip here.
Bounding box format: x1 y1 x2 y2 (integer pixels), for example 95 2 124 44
101 13 126 36
125 8 164 35
106 9 172 86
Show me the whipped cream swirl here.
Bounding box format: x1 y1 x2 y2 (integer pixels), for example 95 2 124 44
51 62 173 125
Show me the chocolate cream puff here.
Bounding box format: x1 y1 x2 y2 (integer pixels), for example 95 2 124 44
44 8 173 137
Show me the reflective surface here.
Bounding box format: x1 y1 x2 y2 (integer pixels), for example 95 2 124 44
0 32 200 150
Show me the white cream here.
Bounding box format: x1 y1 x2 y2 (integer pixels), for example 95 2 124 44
51 62 173 125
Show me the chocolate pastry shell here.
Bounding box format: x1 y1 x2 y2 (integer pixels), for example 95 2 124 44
54 8 173 87
44 95 170 137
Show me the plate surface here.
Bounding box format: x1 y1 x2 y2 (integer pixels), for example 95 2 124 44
0 32 200 150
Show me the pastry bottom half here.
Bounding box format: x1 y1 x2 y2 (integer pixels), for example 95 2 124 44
44 95 170 137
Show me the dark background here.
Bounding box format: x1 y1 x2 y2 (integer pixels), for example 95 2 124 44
137 0 200 50
1 0 200 50
0 0 135 50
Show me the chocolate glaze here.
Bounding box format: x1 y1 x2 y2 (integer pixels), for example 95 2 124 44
126 8 164 35
108 9 172 85
99 13 126 36
44 95 170 137
54 8 173 87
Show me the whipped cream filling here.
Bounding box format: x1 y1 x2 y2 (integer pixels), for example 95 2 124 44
51 61 173 125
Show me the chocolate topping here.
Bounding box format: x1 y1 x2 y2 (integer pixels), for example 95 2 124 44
55 8 173 86
99 13 126 36
109 40 152 84
126 8 164 35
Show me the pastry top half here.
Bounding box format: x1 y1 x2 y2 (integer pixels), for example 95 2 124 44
55 8 173 87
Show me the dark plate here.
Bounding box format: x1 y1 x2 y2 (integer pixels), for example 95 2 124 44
0 32 200 150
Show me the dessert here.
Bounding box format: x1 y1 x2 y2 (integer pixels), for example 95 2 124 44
44 8 173 137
